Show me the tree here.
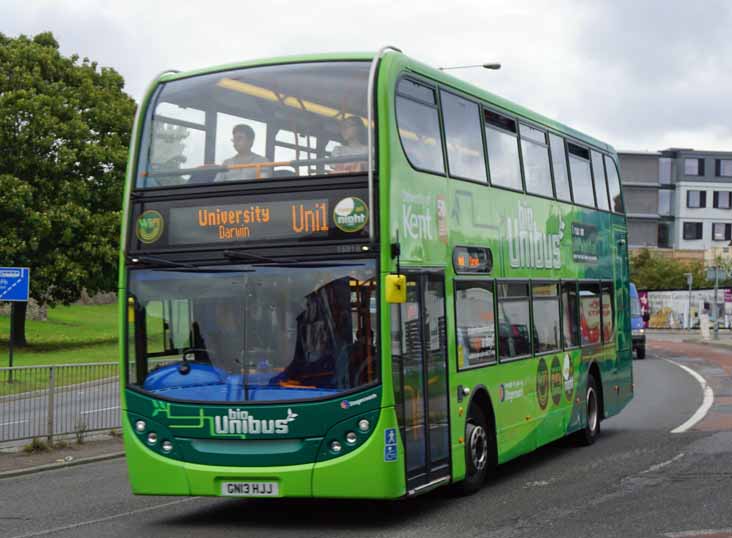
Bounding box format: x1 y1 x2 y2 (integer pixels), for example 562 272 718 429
0 32 136 345
630 249 715 291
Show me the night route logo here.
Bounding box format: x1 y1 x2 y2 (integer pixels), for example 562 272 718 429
136 210 164 244
536 358 549 410
333 197 368 233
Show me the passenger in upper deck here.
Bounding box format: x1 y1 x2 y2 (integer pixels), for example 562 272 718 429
330 116 368 173
215 124 271 182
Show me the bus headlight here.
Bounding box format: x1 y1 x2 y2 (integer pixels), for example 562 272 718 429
135 420 146 433
147 432 158 445
330 441 343 453
345 432 358 445
162 440 173 452
358 419 370 432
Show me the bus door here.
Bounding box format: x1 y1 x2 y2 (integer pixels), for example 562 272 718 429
392 272 451 493
613 229 631 357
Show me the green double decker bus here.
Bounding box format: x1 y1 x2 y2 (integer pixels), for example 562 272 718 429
120 47 632 499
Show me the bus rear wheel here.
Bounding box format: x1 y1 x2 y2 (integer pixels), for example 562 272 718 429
454 405 494 495
576 373 601 446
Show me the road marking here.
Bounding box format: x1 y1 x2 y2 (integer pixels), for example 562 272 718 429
0 420 28 427
640 453 684 474
666 359 715 434
664 529 732 537
80 406 120 415
7 497 200 538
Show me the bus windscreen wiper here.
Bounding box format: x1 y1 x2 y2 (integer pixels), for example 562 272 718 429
128 255 253 273
128 255 196 269
223 250 299 264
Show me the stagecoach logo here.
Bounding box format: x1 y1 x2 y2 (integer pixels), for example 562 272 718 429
136 210 164 244
214 408 298 435
550 357 562 406
340 393 378 409
563 353 575 401
333 197 368 233
507 203 564 270
536 358 549 410
499 381 524 403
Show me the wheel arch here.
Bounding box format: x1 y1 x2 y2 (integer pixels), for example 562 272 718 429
466 384 496 433
587 361 605 420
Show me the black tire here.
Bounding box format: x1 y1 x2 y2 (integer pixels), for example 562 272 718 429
576 373 601 446
636 345 646 359
453 405 494 496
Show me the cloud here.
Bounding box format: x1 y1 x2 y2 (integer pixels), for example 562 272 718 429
3 0 732 151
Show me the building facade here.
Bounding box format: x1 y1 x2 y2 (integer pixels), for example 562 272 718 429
619 148 732 252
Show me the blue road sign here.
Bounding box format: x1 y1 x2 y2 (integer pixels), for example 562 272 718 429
0 267 30 302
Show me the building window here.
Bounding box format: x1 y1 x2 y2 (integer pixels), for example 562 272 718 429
658 223 672 248
713 223 732 241
683 222 703 240
659 190 674 215
685 158 704 176
659 157 672 185
716 159 732 177
455 281 496 369
713 191 732 209
686 190 706 208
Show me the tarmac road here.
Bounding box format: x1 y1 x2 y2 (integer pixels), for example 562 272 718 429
1 347 731 538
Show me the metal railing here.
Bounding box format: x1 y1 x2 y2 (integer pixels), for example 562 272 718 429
0 363 121 445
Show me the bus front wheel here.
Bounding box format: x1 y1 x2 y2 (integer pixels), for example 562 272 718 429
454 405 494 495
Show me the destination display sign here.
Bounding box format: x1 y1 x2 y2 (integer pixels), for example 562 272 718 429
169 199 329 245
130 189 370 251
453 246 492 274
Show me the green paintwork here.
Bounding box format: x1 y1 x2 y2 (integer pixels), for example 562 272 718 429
119 50 632 499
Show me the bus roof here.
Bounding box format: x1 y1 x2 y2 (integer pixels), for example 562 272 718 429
157 50 615 156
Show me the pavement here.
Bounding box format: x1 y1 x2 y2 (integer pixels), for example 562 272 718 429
0 329 728 479
0 434 124 479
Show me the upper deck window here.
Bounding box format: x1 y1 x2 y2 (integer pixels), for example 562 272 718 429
441 91 487 182
136 62 371 189
591 150 610 211
604 155 624 213
484 110 522 191
567 143 595 208
520 124 553 198
396 79 445 174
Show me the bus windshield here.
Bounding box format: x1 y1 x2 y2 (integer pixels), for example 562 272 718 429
128 260 378 403
137 61 371 188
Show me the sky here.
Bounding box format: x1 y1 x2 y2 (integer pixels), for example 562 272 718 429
4 0 732 152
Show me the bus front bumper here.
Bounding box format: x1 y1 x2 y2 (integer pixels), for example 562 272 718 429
123 408 406 499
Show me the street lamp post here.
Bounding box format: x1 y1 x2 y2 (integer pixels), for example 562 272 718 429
683 272 693 331
438 63 502 71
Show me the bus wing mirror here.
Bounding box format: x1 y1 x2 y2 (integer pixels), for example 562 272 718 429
385 274 406 304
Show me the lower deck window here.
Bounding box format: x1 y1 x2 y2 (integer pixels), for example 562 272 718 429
455 281 496 368
497 282 531 359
